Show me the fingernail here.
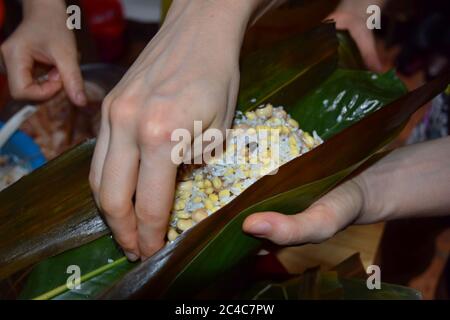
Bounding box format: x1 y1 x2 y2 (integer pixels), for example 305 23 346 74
247 220 272 236
76 91 87 106
124 251 139 262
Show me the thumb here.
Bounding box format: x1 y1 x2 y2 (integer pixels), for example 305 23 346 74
55 51 86 106
243 180 364 245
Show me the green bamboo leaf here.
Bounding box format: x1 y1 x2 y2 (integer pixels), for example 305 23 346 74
0 65 125 281
336 31 365 70
21 65 406 300
159 163 363 299
340 278 422 300
52 259 133 300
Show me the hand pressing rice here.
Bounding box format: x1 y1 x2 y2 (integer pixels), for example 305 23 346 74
167 104 323 242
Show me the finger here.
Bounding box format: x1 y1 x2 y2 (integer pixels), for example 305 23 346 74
4 49 62 100
348 24 384 72
55 50 86 106
98 128 140 261
243 180 364 245
135 144 178 259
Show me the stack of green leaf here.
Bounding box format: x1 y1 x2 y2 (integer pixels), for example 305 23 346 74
0 22 448 300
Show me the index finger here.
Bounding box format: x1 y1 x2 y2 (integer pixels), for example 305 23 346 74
135 144 178 259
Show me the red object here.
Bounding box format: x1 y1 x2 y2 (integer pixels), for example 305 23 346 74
80 0 125 62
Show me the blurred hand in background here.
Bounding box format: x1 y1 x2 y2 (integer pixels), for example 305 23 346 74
0 0 86 106
328 0 385 72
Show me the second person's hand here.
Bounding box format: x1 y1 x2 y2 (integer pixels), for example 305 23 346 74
0 0 86 106
243 138 450 246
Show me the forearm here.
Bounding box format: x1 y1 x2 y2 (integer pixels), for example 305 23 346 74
356 136 450 224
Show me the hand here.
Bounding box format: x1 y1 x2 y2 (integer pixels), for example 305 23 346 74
0 0 86 106
89 1 269 261
327 0 385 72
243 178 366 245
